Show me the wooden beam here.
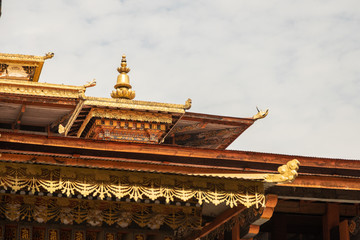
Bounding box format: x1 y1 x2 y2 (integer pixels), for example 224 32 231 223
61 100 84 136
186 205 246 240
76 107 93 137
0 95 77 107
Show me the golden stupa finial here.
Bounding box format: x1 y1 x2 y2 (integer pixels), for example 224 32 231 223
111 55 135 100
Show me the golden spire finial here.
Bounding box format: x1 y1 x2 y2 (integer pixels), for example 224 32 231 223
111 55 135 100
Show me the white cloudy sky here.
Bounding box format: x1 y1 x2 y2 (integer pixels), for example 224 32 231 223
1 0 360 159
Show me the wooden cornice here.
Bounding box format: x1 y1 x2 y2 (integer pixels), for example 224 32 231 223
182 112 255 126
0 131 359 177
1 150 358 191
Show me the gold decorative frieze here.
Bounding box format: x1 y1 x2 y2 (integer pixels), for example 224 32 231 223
0 79 86 98
92 108 172 123
0 162 267 208
0 52 54 62
0 194 201 230
85 119 167 143
84 97 191 113
76 108 173 139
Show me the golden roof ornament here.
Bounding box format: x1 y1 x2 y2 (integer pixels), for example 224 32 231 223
111 55 135 100
252 106 269 120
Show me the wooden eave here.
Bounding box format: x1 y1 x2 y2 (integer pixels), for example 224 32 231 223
0 132 360 181
0 79 86 98
0 131 359 178
0 89 79 133
165 112 255 149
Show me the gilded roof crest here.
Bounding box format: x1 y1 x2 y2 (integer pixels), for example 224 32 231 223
111 55 135 100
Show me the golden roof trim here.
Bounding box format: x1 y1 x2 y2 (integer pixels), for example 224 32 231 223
0 52 54 62
84 96 191 113
0 78 85 90
0 79 86 98
0 79 190 111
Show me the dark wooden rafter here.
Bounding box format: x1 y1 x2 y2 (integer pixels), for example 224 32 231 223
186 205 247 240
49 111 73 130
0 94 78 107
13 104 26 129
158 112 184 144
61 100 84 136
67 106 92 136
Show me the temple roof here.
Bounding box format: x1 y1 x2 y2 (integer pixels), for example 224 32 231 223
0 52 264 149
0 52 54 82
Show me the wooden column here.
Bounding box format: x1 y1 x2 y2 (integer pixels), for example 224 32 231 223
232 221 240 240
323 203 339 240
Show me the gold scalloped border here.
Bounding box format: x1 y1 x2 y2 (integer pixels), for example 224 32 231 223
0 162 265 208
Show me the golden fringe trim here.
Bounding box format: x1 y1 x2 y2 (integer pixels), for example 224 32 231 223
0 163 265 208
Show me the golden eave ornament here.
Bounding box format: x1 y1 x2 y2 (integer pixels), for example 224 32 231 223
111 55 135 100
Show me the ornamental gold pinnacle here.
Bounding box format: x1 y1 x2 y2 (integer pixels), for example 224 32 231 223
111 55 135 100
